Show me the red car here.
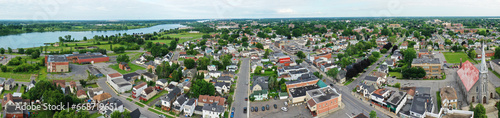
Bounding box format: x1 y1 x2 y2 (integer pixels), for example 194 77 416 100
245 97 248 101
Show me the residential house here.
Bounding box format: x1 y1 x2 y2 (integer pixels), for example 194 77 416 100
123 72 140 84
214 82 231 94
87 87 104 100
119 62 131 71
139 87 158 101
198 95 226 107
161 87 181 111
130 108 148 118
410 94 434 118
69 81 77 93
99 97 124 117
93 92 112 103
4 78 14 91
4 104 28 118
217 76 233 83
370 88 392 107
440 86 458 110
202 103 224 118
172 94 188 114
208 65 217 71
156 79 168 90
184 99 198 117
141 72 158 82
132 82 147 98
28 80 36 91
76 89 87 99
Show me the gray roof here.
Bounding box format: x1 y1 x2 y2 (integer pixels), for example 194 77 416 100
307 86 340 103
130 108 147 118
214 82 231 88
412 58 440 64
364 76 378 82
175 94 188 105
289 85 320 97
386 91 407 106
102 97 123 107
123 72 140 82
47 55 68 62
157 79 168 84
217 76 232 81
186 98 196 106
202 103 224 113
252 76 269 90
5 78 14 85
491 59 500 66
410 95 433 115
142 72 157 78
111 78 131 87
285 73 319 85
163 87 181 101
415 87 431 96
0 77 6 84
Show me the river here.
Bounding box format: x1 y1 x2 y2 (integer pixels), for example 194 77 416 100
0 24 184 49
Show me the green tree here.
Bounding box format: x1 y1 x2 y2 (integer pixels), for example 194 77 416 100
0 48 4 54
394 83 401 88
369 110 377 118
18 48 24 54
494 48 500 59
296 51 306 59
7 47 12 54
254 66 263 74
295 59 303 65
468 49 477 59
372 51 380 58
292 29 302 37
116 54 130 63
189 79 216 98
402 49 417 65
474 103 486 118
381 48 388 53
263 49 270 59
327 68 339 78
31 51 40 59
184 59 196 69
256 43 264 49
497 101 500 117
402 67 426 79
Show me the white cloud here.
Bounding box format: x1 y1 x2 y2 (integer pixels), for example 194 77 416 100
277 8 294 14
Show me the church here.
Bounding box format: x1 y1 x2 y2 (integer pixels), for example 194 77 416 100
456 43 497 105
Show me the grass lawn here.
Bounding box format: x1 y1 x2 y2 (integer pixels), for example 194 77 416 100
489 68 500 79
127 98 133 102
87 84 99 88
152 33 206 44
143 90 169 105
89 113 102 118
496 87 500 97
436 91 442 110
254 70 277 77
135 102 145 107
20 86 25 93
1 85 19 98
109 62 145 74
442 52 476 64
343 79 354 86
389 72 402 79
148 108 175 118
0 72 32 82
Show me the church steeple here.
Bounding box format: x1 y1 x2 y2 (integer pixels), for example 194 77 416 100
480 42 488 73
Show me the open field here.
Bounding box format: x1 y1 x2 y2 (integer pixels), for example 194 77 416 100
442 52 475 63
151 33 207 44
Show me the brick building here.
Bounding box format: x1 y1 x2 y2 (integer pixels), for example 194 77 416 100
65 52 109 64
45 55 69 72
306 86 342 117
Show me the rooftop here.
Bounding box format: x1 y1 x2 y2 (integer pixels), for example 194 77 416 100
289 85 320 97
440 86 458 100
412 58 440 64
47 55 68 62
411 95 433 115
306 86 340 104
386 91 407 106
364 76 378 82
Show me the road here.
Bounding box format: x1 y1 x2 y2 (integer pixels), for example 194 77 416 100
271 44 390 118
97 77 159 118
232 58 250 118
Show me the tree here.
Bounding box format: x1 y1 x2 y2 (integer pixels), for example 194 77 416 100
468 49 477 59
402 49 417 65
296 51 306 59
7 47 12 54
256 43 264 49
116 54 130 63
381 48 388 53
18 48 24 54
31 51 40 59
0 48 4 54
189 79 215 98
394 83 401 88
184 59 196 69
497 101 500 117
263 49 270 59
295 59 303 64
292 29 302 37
372 51 380 58
79 80 87 88
402 67 426 79
254 66 263 74
494 48 500 59
327 68 339 77
474 103 486 118
369 110 377 118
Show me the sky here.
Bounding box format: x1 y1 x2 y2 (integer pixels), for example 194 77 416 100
1 0 500 20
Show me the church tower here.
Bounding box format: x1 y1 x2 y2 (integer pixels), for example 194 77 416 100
478 42 488 104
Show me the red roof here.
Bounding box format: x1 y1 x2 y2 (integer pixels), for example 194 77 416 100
457 60 479 92
307 99 316 107
108 73 123 78
134 82 147 89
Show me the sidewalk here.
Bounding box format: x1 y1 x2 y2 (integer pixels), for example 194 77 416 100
350 92 398 118
120 94 177 118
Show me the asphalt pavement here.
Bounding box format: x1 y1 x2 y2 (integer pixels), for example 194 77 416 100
232 58 250 118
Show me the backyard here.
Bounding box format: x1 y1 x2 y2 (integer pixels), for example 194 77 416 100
389 72 402 79
442 52 475 64
109 62 145 74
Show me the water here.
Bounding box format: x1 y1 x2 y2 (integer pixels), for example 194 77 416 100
0 24 184 49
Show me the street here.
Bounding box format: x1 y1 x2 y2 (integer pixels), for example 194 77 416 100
232 58 250 118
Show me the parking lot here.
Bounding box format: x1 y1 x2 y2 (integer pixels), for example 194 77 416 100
47 64 89 80
250 99 312 118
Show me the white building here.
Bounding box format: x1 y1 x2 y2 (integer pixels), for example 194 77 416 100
202 103 224 118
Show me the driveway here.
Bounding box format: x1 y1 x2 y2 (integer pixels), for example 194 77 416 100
232 58 250 118
47 64 89 80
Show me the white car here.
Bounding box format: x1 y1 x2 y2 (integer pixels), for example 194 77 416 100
281 107 288 112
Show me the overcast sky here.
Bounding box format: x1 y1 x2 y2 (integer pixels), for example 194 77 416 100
1 0 500 20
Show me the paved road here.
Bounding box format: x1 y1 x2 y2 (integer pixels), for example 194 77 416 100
97 77 159 118
232 58 250 118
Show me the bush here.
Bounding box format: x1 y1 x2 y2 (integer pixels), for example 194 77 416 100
394 83 401 88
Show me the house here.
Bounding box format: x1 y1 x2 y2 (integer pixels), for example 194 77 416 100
77 90 87 99
69 81 77 93
119 62 131 71
198 95 226 107
132 82 147 98
251 90 268 101
183 98 198 117
410 94 434 117
305 86 342 117
141 72 158 82
208 65 217 71
226 65 238 72
251 76 269 93
130 108 148 118
356 83 377 99
440 86 458 110
2 93 27 108
363 76 383 87
217 76 233 83
172 94 188 113
139 87 157 101
28 80 36 91
45 55 69 72
93 92 112 103
214 82 231 94
202 102 224 118
161 87 181 111
98 97 124 117
4 78 14 91
87 87 104 100
107 74 133 93
208 71 222 78
386 91 407 114
156 79 168 90
0 77 5 88
123 72 140 84
4 104 28 118
370 88 392 107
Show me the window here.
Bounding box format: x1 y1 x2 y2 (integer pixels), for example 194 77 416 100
432 66 439 68
422 66 429 69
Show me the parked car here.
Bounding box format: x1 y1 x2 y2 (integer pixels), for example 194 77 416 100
284 101 288 106
274 104 277 109
262 106 265 111
266 104 269 110
159 115 166 118
232 107 235 112
255 107 258 112
251 107 254 112
244 107 247 113
330 84 334 87
230 112 234 118
281 107 288 112
245 97 248 101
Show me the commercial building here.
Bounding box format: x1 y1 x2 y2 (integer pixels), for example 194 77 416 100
107 73 133 93
45 55 69 72
65 52 109 64
305 86 342 117
411 58 442 78
386 91 407 114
